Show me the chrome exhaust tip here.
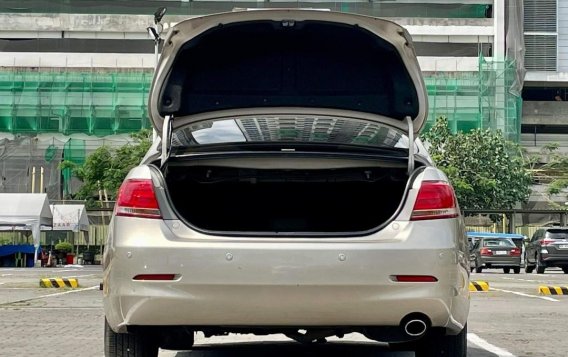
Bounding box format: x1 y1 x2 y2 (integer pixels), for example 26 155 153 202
404 319 428 337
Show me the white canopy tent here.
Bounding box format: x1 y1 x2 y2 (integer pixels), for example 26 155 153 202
0 193 53 262
50 204 89 233
50 204 90 251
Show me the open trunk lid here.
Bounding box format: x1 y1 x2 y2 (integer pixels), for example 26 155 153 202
149 9 428 138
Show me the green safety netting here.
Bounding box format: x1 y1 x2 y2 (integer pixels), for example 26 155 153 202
62 139 86 197
424 55 522 142
0 70 152 136
0 55 522 200
0 56 521 142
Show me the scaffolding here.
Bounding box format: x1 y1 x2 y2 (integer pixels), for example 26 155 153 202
424 55 522 142
0 69 152 136
0 61 521 140
0 59 522 199
0 135 135 200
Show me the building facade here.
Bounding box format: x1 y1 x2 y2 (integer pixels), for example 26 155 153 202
521 0 568 209
0 0 522 199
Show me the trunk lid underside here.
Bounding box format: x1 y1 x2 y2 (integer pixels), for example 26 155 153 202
150 10 427 137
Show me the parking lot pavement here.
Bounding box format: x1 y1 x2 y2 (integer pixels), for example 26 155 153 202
0 266 104 357
1 266 567 356
469 268 568 357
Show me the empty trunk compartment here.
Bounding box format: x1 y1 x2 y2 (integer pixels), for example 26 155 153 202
163 162 413 234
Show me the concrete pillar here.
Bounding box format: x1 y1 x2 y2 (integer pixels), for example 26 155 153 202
493 0 506 60
508 212 516 233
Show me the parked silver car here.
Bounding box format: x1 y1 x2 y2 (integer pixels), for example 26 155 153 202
103 9 470 357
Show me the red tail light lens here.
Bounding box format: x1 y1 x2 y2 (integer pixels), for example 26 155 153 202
410 181 459 221
480 248 493 256
541 239 556 246
391 275 438 283
116 179 162 219
510 248 521 256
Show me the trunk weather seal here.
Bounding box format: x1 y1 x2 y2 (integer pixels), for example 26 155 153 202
166 151 409 166
154 157 427 238
171 141 411 156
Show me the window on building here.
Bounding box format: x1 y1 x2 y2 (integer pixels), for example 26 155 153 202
524 0 557 71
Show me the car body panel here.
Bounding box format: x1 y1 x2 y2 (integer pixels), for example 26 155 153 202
103 215 469 334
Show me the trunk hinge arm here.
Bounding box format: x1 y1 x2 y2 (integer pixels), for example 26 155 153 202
406 116 415 175
161 114 173 168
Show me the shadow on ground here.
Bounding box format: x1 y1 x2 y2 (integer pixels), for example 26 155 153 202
164 341 497 356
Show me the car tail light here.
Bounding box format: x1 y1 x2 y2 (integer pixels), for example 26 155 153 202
410 181 459 221
115 179 162 219
480 248 493 256
541 239 556 246
510 248 521 256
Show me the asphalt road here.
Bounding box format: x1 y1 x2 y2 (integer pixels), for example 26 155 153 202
0 266 567 357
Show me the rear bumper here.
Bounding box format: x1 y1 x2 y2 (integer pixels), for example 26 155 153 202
541 254 568 266
479 256 521 267
103 218 470 335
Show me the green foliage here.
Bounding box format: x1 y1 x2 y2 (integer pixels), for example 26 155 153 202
60 129 152 204
55 241 73 253
421 117 532 210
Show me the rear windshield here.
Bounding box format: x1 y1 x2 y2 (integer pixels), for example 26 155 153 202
483 239 515 247
172 116 410 149
545 229 568 239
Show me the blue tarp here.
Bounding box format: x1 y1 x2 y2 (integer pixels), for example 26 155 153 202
467 232 524 240
0 244 37 257
0 244 38 267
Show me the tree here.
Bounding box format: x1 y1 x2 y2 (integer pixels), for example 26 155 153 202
421 117 532 210
60 129 152 205
526 143 568 208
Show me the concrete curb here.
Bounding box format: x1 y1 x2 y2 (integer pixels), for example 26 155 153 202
39 278 79 288
469 281 489 292
539 286 568 295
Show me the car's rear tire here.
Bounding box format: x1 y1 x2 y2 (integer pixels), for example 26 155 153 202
415 325 467 357
503 268 510 274
475 266 483 273
563 267 568 274
513 267 521 274
105 319 159 357
536 254 546 274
